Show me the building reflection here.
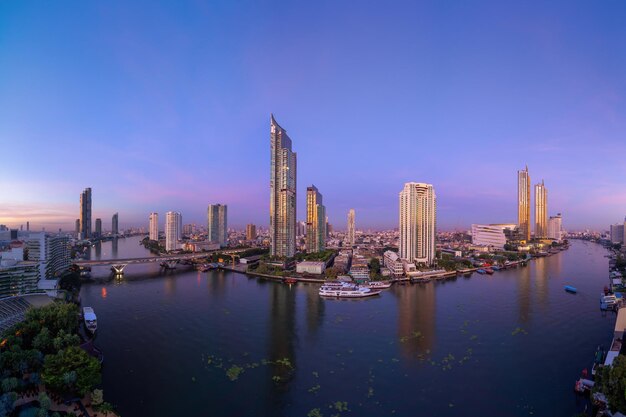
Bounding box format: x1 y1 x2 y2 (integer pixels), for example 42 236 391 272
94 242 101 259
517 265 531 323
394 283 436 357
305 284 324 338
265 284 297 412
112 238 118 258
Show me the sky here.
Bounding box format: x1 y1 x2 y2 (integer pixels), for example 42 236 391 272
1 1 625 232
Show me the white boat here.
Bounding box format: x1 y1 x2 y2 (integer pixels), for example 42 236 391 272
601 294 618 309
365 281 392 289
319 283 381 299
83 307 97 333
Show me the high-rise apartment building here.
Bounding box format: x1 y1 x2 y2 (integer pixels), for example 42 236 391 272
112 213 119 235
95 218 102 237
610 223 624 244
149 212 159 241
534 180 548 239
246 224 257 241
547 213 563 241
306 185 326 253
165 211 182 251
75 219 80 235
517 167 531 242
347 209 356 247
25 233 70 281
269 114 297 258
207 204 228 247
79 187 92 239
399 182 437 266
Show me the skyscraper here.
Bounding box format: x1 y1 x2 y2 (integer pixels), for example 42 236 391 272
75 219 80 236
207 204 228 247
79 187 92 239
269 114 297 258
246 224 257 241
534 180 548 239
165 211 181 251
112 213 119 235
149 212 159 241
95 218 102 237
347 209 355 247
399 182 437 266
306 185 326 253
517 167 531 242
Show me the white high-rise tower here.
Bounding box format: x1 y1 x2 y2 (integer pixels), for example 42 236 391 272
347 209 355 247
149 213 159 241
399 182 436 266
165 211 181 251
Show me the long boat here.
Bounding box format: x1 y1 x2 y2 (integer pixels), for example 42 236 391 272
83 307 97 334
319 283 381 299
565 285 577 293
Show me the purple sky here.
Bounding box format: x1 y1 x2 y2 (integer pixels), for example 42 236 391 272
1 1 625 231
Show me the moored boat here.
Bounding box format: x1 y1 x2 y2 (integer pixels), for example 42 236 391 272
283 278 297 284
485 268 494 275
565 285 577 293
319 283 381 299
476 269 487 275
83 307 97 334
366 280 392 289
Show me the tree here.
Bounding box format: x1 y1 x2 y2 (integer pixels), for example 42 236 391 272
325 267 339 279
595 355 626 413
42 347 101 396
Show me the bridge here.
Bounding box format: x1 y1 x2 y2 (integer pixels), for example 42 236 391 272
74 249 245 275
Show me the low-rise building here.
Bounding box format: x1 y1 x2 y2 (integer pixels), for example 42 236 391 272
383 250 404 277
471 224 517 249
182 241 220 252
296 261 326 275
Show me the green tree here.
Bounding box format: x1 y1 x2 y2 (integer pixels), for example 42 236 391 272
325 267 339 279
42 347 101 396
595 355 626 413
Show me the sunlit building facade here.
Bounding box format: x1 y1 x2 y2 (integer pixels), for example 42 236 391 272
306 185 326 253
399 182 436 266
165 211 181 251
149 212 159 241
517 167 530 242
547 213 562 241
347 209 355 247
471 224 517 249
269 114 297 258
534 180 548 239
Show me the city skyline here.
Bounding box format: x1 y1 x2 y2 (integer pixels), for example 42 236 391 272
2 2 626 230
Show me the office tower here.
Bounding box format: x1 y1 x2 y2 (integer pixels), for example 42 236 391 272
534 180 548 239
297 221 307 237
207 204 228 247
547 213 563 241
26 221 29 232
399 182 437 266
517 167 531 242
75 219 80 235
183 224 194 236
246 224 257 240
269 114 297 258
610 223 624 244
149 213 159 241
306 185 326 253
165 211 181 251
112 213 119 235
79 187 92 239
95 218 102 237
347 209 356 246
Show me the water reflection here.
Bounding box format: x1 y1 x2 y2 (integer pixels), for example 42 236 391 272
517 265 531 323
95 242 102 259
112 238 118 258
394 283 435 357
305 284 324 338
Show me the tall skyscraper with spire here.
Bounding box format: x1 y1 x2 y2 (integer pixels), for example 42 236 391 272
534 180 548 239
79 187 92 239
517 166 531 241
399 182 437 266
306 185 326 253
347 209 355 247
269 114 297 258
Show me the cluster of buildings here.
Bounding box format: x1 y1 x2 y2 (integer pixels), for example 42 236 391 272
76 187 119 239
470 167 563 251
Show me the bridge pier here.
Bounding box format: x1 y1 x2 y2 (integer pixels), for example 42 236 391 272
160 260 178 270
111 264 128 275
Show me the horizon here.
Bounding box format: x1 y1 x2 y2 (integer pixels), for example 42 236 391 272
2 1 626 231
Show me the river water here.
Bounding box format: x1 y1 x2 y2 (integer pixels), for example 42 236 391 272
80 237 614 417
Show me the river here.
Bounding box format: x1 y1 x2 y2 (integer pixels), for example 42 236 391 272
80 237 614 417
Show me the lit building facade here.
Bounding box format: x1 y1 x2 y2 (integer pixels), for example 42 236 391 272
149 212 159 241
165 211 181 251
207 204 228 247
517 167 531 241
306 185 326 253
79 187 92 239
269 114 297 258
471 224 517 249
534 180 548 239
246 224 257 240
399 182 436 266
347 209 355 247
547 214 563 241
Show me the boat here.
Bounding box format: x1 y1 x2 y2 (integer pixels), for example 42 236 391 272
319 283 381 299
83 307 97 334
565 285 577 293
491 266 501 271
283 278 297 284
365 281 392 289
601 294 618 310
476 269 487 275
485 268 494 275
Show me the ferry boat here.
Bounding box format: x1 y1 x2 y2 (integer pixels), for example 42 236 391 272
83 307 97 334
319 283 381 299
365 281 392 289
